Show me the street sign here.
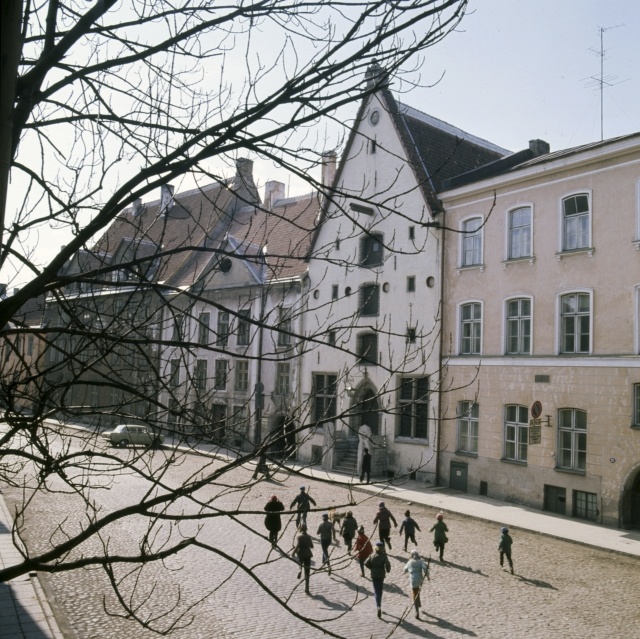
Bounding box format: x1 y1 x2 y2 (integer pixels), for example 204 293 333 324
529 419 542 444
531 400 542 419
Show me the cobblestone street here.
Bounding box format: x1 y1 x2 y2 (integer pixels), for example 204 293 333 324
4 442 639 639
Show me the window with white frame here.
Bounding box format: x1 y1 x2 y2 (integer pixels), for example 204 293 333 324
506 298 531 355
359 284 380 316
573 490 597 521
198 312 210 345
236 309 251 346
217 311 230 346
562 194 590 251
194 359 207 390
508 206 532 259
172 314 184 341
457 401 479 454
460 302 482 355
461 217 483 266
312 373 337 425
357 332 378 365
275 362 291 395
558 408 586 471
277 307 292 347
235 359 249 392
560 293 591 354
633 384 640 427
214 359 228 390
504 405 528 462
397 377 429 440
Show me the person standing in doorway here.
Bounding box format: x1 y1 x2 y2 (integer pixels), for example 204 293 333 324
353 525 373 577
499 526 514 574
360 447 372 483
317 513 335 575
374 501 397 550
263 495 285 545
404 550 430 619
292 524 314 594
365 542 391 619
399 509 421 552
430 512 449 562
290 485 316 529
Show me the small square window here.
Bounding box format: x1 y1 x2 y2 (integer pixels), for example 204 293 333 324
332 285 338 300
328 330 336 346
409 226 415 240
406 327 416 343
407 276 415 292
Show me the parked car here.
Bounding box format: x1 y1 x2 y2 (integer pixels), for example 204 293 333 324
101 424 164 448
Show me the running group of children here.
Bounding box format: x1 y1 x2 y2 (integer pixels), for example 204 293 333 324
266 487 515 620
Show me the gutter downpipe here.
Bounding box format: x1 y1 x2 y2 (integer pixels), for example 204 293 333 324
435 201 446 487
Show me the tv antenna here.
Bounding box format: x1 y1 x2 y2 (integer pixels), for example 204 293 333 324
583 24 627 141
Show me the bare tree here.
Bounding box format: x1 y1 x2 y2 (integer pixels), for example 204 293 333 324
0 1 487 635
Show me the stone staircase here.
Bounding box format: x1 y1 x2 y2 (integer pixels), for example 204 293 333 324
333 438 359 477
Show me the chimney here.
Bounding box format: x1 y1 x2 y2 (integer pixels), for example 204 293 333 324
132 198 143 217
529 139 550 157
321 151 337 190
264 181 286 210
235 158 254 187
160 184 175 216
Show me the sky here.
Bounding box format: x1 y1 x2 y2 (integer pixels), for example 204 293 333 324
400 0 639 154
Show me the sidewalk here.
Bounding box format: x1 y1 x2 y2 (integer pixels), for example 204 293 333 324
0 497 64 639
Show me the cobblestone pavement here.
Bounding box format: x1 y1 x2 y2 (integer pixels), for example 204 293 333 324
3 439 639 639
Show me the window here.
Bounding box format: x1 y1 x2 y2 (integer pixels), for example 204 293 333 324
562 194 590 250
406 327 416 344
506 298 531 355
277 307 292 347
214 359 228 390
573 490 597 521
211 404 227 440
275 362 291 395
231 405 249 437
558 408 587 471
460 302 482 355
560 293 590 353
198 312 210 345
312 373 337 425
457 401 479 454
407 276 415 292
398 377 429 439
217 311 230 346
328 330 336 346
170 314 184 340
195 359 207 391
461 217 482 266
167 398 179 425
169 358 180 387
504 405 528 462
633 384 640 427
360 232 384 267
508 206 532 259
237 309 250 346
235 360 249 392
357 332 378 365
331 285 338 300
409 226 415 240
359 284 379 316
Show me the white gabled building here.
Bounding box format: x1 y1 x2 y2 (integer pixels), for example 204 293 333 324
297 80 508 482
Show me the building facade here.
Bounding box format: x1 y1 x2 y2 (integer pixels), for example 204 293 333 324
438 134 640 528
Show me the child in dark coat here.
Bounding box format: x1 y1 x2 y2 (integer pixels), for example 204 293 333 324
499 526 514 574
340 511 359 552
429 512 448 561
399 509 421 552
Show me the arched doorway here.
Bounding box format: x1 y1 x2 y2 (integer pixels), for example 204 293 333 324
620 464 640 529
350 383 380 436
